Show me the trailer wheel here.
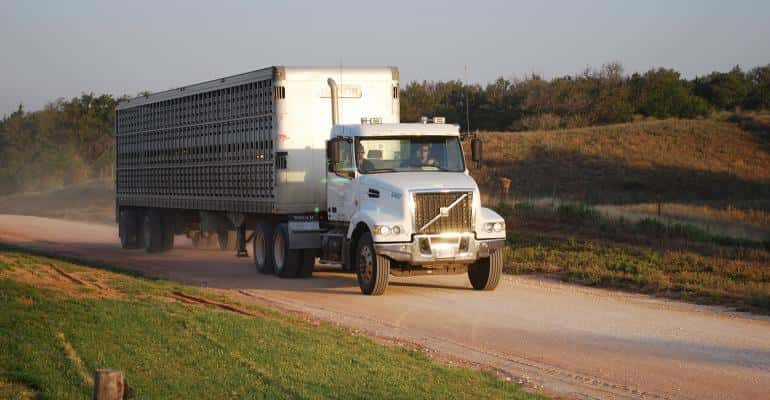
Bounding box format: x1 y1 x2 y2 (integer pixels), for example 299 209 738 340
142 209 164 253
118 208 140 249
218 230 238 251
190 231 206 249
356 232 389 295
252 222 275 274
468 249 502 291
273 224 300 278
296 250 316 278
161 213 175 251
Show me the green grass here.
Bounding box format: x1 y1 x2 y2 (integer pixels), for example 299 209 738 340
502 234 770 314
0 248 542 400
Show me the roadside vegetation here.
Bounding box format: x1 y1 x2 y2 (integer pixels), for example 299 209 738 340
493 200 770 313
472 115 770 314
0 245 541 399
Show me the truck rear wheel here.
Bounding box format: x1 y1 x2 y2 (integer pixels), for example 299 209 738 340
253 222 275 274
356 232 389 295
119 209 140 249
273 224 300 278
296 250 316 278
142 209 164 253
468 249 502 291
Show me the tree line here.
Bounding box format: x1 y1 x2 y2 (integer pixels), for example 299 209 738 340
1 63 769 194
401 62 770 130
0 94 122 194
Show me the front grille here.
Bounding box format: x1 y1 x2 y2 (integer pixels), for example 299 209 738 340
413 191 473 234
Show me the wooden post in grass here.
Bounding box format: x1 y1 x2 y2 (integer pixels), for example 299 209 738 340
93 369 125 400
499 177 512 201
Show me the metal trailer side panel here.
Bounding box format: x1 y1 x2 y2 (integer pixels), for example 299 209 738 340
115 66 400 216
115 67 277 213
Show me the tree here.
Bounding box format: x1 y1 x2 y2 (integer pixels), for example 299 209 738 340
693 66 749 110
631 68 710 118
744 64 770 110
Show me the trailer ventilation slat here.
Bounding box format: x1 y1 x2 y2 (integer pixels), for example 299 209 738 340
115 76 276 213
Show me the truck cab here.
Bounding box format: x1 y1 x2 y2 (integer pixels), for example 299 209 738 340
322 119 507 295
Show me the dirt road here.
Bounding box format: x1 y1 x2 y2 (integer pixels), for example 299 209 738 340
2 215 769 399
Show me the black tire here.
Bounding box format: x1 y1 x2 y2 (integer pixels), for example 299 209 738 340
468 249 502 291
142 209 164 253
355 232 389 295
161 213 175 251
118 208 140 249
296 250 316 278
252 222 275 274
273 224 300 278
218 230 238 251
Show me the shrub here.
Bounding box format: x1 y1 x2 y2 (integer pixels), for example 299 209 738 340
557 203 601 224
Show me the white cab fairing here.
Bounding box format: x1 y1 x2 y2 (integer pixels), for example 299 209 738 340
274 67 399 214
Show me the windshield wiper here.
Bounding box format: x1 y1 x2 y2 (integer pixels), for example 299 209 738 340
364 168 396 173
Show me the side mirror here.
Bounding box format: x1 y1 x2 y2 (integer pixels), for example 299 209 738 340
471 138 482 163
327 140 341 171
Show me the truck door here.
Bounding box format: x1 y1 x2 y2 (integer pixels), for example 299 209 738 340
327 138 356 221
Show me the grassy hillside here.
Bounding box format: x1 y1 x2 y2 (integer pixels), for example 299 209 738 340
476 115 770 313
474 116 770 205
0 245 540 399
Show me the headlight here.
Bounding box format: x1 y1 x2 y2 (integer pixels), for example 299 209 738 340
374 225 402 236
484 222 505 233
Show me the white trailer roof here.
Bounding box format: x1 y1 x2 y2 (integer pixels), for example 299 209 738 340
116 66 399 110
332 123 461 138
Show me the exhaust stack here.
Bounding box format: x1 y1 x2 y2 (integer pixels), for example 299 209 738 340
327 78 339 125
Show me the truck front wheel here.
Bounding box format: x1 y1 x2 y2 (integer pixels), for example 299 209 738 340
356 232 389 295
468 249 502 290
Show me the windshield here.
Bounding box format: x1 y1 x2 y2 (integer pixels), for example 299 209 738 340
355 136 465 174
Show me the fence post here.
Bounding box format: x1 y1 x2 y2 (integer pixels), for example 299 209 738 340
498 177 512 202
93 369 125 400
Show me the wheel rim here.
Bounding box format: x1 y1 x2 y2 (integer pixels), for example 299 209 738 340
254 229 265 266
273 231 285 271
359 245 374 284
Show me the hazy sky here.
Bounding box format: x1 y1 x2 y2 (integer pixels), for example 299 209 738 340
2 0 769 115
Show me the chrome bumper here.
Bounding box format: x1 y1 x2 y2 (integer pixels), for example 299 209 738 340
374 233 505 265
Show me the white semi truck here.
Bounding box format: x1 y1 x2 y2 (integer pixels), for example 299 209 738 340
115 66 506 295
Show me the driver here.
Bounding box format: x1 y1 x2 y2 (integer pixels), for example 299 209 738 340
410 143 436 167
356 143 375 172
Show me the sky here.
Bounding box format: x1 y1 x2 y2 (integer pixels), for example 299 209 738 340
1 0 769 115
